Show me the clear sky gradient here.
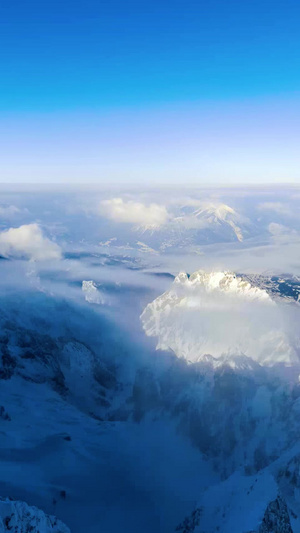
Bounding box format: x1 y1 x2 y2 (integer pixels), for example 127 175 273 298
1 0 300 184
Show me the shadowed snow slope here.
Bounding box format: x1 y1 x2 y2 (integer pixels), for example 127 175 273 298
141 270 299 366
0 498 70 532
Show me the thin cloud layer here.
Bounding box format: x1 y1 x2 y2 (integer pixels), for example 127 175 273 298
0 223 62 261
268 222 291 236
0 205 21 218
257 202 292 216
100 198 169 229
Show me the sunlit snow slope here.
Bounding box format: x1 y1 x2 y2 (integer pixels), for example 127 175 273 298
141 270 299 366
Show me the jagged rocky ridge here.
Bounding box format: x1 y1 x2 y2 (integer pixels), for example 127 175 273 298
0 498 70 532
257 496 293 533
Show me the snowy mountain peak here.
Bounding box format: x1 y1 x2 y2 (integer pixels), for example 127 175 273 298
0 498 70 532
193 202 235 219
174 270 271 301
192 202 244 242
141 269 298 366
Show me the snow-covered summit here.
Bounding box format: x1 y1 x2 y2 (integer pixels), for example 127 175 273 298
0 498 70 532
190 202 245 242
141 269 299 366
174 270 271 300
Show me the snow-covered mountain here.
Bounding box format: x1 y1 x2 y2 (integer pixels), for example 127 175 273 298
172 202 246 242
139 269 300 532
0 290 132 532
99 201 253 254
0 498 70 532
141 270 300 366
0 267 300 532
1 188 300 532
155 202 251 251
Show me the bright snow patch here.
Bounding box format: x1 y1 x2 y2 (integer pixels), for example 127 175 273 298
0 498 70 532
82 280 105 304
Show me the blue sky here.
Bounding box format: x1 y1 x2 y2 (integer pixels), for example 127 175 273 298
1 0 300 184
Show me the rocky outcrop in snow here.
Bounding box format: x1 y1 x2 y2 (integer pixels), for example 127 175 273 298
82 280 105 305
0 498 70 532
258 495 293 533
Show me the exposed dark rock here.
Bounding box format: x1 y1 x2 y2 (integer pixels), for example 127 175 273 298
277 454 300 491
258 495 293 533
0 346 17 380
175 508 202 533
0 406 11 421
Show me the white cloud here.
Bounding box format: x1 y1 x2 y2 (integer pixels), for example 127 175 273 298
0 223 62 261
100 198 169 229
